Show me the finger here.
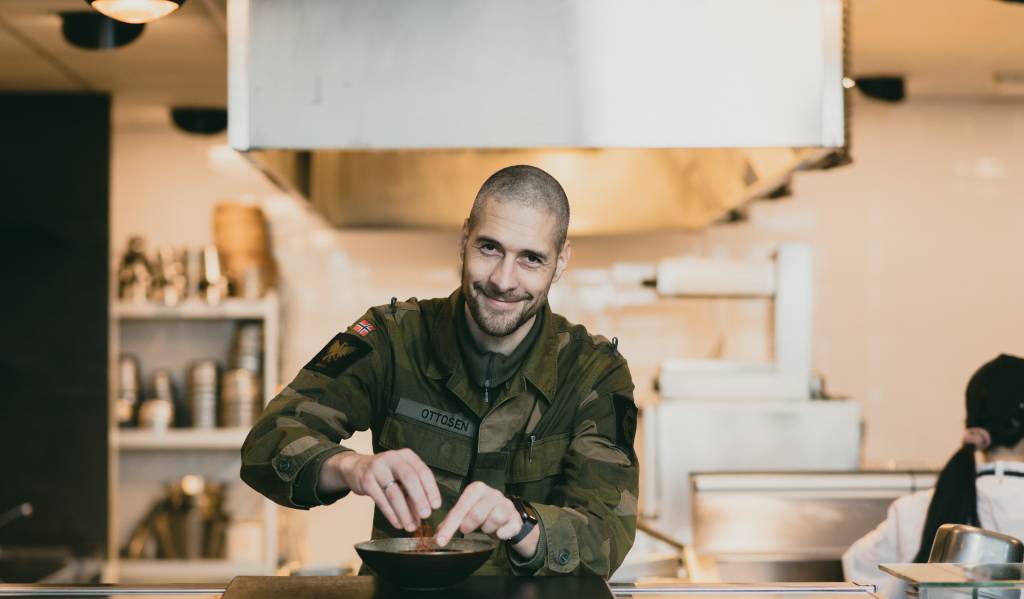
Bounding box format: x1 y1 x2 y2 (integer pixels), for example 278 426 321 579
363 477 402 531
480 504 509 535
435 483 485 546
496 517 523 541
406 452 442 510
373 461 418 531
384 480 418 532
392 459 432 520
460 495 498 535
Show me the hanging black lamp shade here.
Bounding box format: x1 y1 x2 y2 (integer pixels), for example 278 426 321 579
171 108 228 135
84 0 186 24
61 12 144 50
855 76 906 103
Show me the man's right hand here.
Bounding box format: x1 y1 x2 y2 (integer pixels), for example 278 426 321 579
321 449 442 532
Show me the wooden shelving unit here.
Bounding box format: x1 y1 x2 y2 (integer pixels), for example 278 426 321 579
106 293 280 583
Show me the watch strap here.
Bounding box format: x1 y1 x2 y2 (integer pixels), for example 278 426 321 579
508 496 538 545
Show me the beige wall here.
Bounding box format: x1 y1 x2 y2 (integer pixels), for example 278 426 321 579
111 96 1024 567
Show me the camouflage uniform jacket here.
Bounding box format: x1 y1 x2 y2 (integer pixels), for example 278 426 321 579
240 289 639 577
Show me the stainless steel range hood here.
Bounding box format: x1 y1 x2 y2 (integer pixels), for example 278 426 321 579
228 0 849 232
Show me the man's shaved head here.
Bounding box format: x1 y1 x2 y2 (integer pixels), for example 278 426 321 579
468 165 570 250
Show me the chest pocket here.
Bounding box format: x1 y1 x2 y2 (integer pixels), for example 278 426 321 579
507 433 571 484
378 414 475 477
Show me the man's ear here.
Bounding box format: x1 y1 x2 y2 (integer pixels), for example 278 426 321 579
552 239 571 284
459 219 470 261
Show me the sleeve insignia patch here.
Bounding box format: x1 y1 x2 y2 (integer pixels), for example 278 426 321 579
304 333 370 378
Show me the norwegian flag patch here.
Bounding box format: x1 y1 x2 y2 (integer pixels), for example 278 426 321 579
352 319 376 337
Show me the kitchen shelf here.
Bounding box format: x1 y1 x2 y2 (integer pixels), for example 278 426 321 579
114 295 277 320
115 428 251 450
116 559 270 583
109 289 281 582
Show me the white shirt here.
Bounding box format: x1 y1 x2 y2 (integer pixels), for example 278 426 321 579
842 461 1024 599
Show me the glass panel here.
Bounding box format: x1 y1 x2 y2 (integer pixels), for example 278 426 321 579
880 563 1024 587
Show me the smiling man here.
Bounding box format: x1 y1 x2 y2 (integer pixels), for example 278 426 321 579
241 165 639 577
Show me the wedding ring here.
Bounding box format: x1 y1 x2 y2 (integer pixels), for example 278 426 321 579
382 480 398 492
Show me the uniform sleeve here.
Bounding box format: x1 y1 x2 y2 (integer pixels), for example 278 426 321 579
843 499 909 599
520 358 639 577
240 311 391 509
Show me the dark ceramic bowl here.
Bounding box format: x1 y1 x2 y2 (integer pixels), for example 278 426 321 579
354 537 495 590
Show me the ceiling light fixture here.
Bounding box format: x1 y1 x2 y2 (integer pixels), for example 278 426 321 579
62 12 144 50
171 108 228 135
854 76 905 102
84 0 186 24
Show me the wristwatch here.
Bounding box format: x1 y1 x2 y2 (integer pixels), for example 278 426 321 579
508 496 539 545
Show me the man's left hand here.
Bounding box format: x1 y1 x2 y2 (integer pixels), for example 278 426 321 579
434 481 527 549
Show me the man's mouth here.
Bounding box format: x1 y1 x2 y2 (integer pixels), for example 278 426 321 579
484 295 520 310
474 285 529 307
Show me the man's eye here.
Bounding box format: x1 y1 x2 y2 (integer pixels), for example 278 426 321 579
524 255 542 265
480 243 498 254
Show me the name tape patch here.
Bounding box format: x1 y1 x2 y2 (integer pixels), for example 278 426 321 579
395 397 477 438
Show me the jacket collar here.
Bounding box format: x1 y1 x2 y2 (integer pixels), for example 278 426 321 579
427 288 557 404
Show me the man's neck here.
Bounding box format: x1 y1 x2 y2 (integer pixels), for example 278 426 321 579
463 303 535 356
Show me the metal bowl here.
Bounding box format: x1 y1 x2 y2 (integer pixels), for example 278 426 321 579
928 524 1024 564
355 537 495 590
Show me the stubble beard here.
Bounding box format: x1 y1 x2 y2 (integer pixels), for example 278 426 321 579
462 268 547 338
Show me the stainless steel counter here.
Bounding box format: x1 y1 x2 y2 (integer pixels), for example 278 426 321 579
0 580 878 598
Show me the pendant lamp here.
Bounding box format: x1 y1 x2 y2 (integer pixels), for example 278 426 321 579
85 0 186 24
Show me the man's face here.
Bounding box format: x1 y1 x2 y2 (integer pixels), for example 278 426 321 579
460 198 569 338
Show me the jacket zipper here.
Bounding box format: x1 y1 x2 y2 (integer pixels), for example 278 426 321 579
483 353 494 404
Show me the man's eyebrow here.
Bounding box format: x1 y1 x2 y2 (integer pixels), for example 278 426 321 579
475 235 549 262
475 235 504 249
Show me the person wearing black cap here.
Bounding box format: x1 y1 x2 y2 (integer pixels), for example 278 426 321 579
843 354 1024 597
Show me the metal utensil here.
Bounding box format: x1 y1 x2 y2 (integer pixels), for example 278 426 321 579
187 360 219 429
928 523 1024 564
220 368 258 427
116 354 142 427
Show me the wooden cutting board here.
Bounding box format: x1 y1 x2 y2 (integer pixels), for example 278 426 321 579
222 575 614 599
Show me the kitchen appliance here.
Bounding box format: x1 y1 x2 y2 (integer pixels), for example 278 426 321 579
227 0 849 234
689 470 937 582
640 245 863 549
353 538 495 590
229 0 844 150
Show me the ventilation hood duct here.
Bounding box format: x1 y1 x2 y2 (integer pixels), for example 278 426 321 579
228 0 849 232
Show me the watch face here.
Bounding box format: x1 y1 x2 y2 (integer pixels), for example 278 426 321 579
513 496 538 524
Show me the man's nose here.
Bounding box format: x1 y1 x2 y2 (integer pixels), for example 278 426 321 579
488 256 518 293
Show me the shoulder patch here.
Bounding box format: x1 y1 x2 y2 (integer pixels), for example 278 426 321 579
304 333 370 378
612 393 638 452
349 319 376 337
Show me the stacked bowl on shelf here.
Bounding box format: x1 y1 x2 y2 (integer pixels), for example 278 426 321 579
221 323 264 428
187 360 219 429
